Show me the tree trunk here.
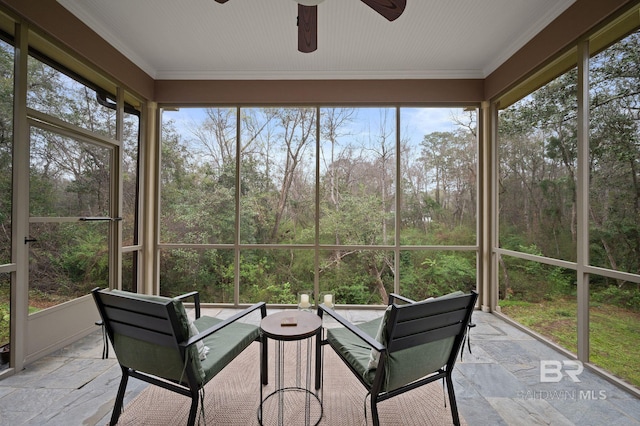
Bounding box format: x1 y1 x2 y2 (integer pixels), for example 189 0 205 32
369 263 389 305
499 255 511 300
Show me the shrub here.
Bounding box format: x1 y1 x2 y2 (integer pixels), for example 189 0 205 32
592 286 640 312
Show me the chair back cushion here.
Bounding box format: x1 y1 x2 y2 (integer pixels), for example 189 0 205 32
383 291 471 391
98 290 205 384
326 291 476 392
367 305 392 370
326 308 456 391
385 336 454 391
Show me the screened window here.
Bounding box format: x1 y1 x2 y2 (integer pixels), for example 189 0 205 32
497 27 640 389
498 69 578 263
587 29 640 387
160 107 478 304
27 55 116 140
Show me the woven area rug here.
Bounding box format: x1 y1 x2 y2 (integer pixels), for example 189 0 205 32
114 341 465 425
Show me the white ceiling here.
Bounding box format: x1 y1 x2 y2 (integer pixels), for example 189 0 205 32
57 0 575 80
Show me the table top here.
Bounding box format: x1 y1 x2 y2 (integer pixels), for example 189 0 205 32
260 310 322 341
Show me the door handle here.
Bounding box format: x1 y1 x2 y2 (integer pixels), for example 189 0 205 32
79 217 111 221
24 237 37 244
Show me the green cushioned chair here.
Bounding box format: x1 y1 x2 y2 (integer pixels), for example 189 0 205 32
92 288 267 426
317 291 477 426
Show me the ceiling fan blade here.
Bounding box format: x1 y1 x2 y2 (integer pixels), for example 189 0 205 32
298 4 317 53
360 0 406 21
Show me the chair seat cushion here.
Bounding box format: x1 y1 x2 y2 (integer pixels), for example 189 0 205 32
326 317 381 387
193 316 260 384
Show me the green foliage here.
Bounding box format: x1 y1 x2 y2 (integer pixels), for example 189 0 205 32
248 281 297 305
506 267 571 301
500 242 573 302
0 299 8 346
238 254 289 303
421 253 475 293
591 287 640 312
159 248 235 302
334 282 370 305
58 228 109 289
397 250 476 300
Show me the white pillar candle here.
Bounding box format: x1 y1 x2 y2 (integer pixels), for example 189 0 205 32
300 294 310 306
324 294 332 305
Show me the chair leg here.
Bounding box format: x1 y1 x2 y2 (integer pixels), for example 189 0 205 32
110 366 129 425
315 334 322 390
370 394 380 426
445 374 461 426
187 390 199 426
261 334 268 385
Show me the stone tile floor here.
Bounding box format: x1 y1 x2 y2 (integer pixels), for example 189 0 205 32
0 308 639 425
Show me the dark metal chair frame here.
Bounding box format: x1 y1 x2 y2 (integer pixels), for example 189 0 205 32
92 287 267 426
316 291 478 426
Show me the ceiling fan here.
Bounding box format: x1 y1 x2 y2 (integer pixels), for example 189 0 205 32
214 0 407 53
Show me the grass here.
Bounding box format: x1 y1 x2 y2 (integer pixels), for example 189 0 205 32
500 297 640 388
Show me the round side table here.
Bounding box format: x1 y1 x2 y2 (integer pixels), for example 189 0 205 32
258 310 323 426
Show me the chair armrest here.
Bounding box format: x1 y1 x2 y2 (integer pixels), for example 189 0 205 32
388 293 416 305
181 301 267 348
175 291 201 318
318 305 385 353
